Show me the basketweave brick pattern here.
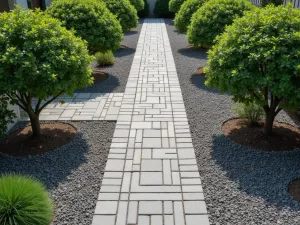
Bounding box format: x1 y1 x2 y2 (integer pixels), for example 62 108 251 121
92 19 210 225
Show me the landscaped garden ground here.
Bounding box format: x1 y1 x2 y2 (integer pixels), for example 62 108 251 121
2 1 300 225
166 18 300 225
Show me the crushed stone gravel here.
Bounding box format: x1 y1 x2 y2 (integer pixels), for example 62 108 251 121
165 18 300 225
0 121 115 225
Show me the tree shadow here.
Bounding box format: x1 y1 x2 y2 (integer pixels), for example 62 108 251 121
114 47 135 58
211 134 300 210
0 122 89 190
124 30 138 36
76 74 120 93
178 47 207 60
190 73 223 94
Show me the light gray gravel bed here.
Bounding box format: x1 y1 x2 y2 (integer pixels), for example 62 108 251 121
165 18 300 225
0 121 115 225
77 20 143 93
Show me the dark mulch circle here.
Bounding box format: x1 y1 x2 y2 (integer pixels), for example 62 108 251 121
0 123 77 157
92 71 109 83
289 179 300 202
195 67 205 76
222 118 300 152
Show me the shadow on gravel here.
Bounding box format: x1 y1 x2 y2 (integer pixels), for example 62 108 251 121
211 134 300 210
76 74 120 93
115 47 135 58
0 122 88 190
190 73 222 94
178 47 207 60
125 30 138 36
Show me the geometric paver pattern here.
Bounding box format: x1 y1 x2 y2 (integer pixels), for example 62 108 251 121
92 19 210 225
22 93 124 121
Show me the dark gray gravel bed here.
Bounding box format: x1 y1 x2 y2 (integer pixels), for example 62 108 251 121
165 18 300 225
0 121 115 225
77 20 143 93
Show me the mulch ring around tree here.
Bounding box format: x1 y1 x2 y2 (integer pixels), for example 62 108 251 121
0 123 77 157
92 70 109 83
222 118 300 152
195 67 205 76
289 179 300 202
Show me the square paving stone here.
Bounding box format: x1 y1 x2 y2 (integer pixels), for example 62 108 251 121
92 215 115 225
143 138 161 148
185 215 210 225
141 160 162 171
184 201 207 214
94 201 118 214
139 201 163 214
140 172 163 185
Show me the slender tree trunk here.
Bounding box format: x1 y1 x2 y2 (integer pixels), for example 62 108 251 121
263 110 276 136
28 111 41 138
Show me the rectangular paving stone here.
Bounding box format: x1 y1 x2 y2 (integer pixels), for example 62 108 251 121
139 201 162 214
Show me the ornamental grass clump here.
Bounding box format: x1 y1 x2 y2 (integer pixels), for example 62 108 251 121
129 0 145 11
47 0 123 52
169 0 185 13
0 7 93 137
101 0 138 32
233 102 264 126
174 0 206 33
0 174 54 225
187 0 254 48
95 51 115 66
205 4 300 135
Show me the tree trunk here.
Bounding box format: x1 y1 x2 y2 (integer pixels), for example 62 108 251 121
28 112 41 138
263 111 275 136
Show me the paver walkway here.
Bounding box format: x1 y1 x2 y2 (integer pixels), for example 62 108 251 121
92 19 209 225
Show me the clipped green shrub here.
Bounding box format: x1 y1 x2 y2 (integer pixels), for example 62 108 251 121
47 0 123 52
187 0 254 47
0 95 16 140
233 102 264 126
138 0 149 17
0 174 54 225
169 0 185 13
174 0 206 33
95 51 115 66
102 0 138 32
129 0 145 11
262 0 282 6
154 0 175 18
0 7 93 137
205 4 300 135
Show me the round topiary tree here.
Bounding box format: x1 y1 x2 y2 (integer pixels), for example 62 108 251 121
101 0 138 32
187 0 254 48
0 7 93 137
205 4 300 135
129 0 145 11
154 0 175 18
169 0 185 13
47 0 123 53
174 0 206 33
0 174 54 225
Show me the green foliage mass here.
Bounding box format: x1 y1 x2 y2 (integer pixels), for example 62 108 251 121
205 4 300 134
129 0 145 11
154 0 175 18
233 102 264 126
174 0 206 33
138 0 149 18
47 0 123 52
0 174 54 225
95 51 115 66
0 95 15 140
101 0 138 32
262 0 282 6
169 0 185 13
0 7 93 137
187 0 254 47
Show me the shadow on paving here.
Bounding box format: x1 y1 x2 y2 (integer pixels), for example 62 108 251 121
211 134 300 210
0 122 88 190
